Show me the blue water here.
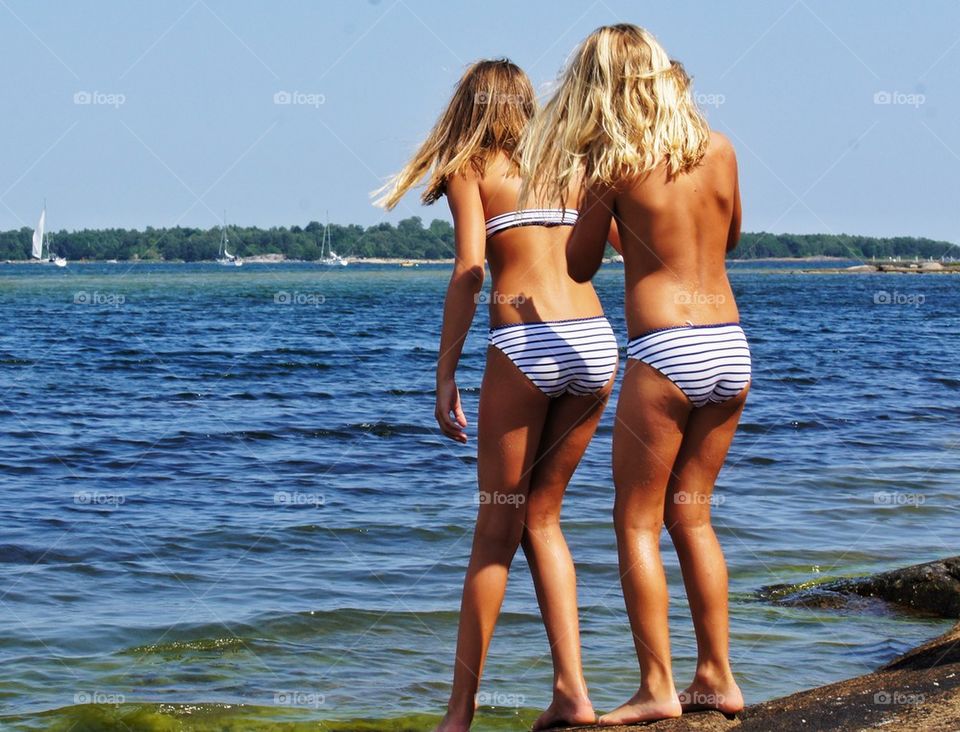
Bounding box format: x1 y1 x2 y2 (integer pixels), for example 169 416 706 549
0 262 957 730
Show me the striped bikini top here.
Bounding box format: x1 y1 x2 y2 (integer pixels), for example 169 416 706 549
484 208 579 239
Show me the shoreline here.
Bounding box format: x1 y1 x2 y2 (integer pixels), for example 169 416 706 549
580 621 960 731
2 255 953 266
584 557 960 731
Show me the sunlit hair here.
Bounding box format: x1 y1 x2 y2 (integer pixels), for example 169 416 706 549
373 59 536 210
520 24 709 205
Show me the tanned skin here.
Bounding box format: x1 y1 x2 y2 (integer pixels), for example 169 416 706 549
567 131 748 726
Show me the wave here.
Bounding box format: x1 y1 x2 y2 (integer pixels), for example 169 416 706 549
0 543 85 565
109 608 537 658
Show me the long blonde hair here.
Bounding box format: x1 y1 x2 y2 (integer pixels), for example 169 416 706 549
520 24 709 205
374 59 536 210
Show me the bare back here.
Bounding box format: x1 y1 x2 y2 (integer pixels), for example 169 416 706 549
615 132 741 338
476 155 603 326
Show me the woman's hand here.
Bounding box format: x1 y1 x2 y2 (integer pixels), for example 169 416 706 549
435 377 468 443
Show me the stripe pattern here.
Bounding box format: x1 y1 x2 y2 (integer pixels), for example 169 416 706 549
484 208 578 239
489 316 618 397
626 323 751 407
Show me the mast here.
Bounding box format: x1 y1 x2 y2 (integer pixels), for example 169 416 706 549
322 210 330 258
220 210 228 258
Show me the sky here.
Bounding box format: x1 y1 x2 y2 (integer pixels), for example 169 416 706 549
0 0 957 242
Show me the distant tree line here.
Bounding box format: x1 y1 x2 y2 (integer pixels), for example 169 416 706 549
0 217 955 261
731 232 959 260
0 217 456 262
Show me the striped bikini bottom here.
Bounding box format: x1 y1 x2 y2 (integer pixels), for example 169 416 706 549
488 316 619 397
626 323 751 408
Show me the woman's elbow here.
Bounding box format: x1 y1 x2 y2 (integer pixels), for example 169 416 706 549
567 260 594 284
451 263 485 291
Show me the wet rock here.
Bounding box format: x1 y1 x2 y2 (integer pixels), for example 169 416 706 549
759 556 960 618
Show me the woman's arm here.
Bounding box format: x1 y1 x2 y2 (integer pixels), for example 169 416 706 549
607 218 623 255
435 172 486 443
727 149 742 252
567 183 616 282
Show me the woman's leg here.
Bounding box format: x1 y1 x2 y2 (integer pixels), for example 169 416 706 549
664 386 749 714
521 378 614 730
599 360 689 726
437 346 551 732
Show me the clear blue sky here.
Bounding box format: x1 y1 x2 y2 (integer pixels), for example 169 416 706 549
1 0 957 242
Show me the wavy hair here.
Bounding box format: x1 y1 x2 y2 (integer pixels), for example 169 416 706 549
374 59 536 210
520 24 709 205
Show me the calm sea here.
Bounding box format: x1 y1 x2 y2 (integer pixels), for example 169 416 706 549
0 262 957 731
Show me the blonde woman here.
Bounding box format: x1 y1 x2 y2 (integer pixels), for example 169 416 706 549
376 59 619 731
522 25 749 726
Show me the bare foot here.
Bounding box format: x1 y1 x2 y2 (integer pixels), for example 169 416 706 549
434 712 471 732
678 675 744 715
532 693 597 730
434 698 475 732
597 688 682 726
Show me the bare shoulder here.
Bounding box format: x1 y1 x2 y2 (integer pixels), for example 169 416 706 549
706 130 737 166
449 165 482 186
446 166 482 200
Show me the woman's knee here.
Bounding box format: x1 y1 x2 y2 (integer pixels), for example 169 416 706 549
524 485 563 531
474 504 526 552
612 493 664 536
664 500 712 534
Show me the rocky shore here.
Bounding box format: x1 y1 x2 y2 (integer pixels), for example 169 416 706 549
801 261 960 274
576 557 960 731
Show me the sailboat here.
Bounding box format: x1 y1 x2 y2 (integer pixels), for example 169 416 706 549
217 212 242 266
31 203 66 267
318 213 347 266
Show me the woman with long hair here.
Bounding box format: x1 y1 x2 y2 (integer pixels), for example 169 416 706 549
522 25 749 726
376 59 619 731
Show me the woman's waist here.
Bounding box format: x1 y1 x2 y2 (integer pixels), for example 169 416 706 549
485 279 603 329
624 282 740 340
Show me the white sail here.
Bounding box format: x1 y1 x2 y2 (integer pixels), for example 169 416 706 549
32 208 45 259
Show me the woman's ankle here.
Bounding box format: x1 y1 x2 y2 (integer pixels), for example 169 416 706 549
639 669 677 698
445 691 476 720
552 676 591 703
694 658 736 685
